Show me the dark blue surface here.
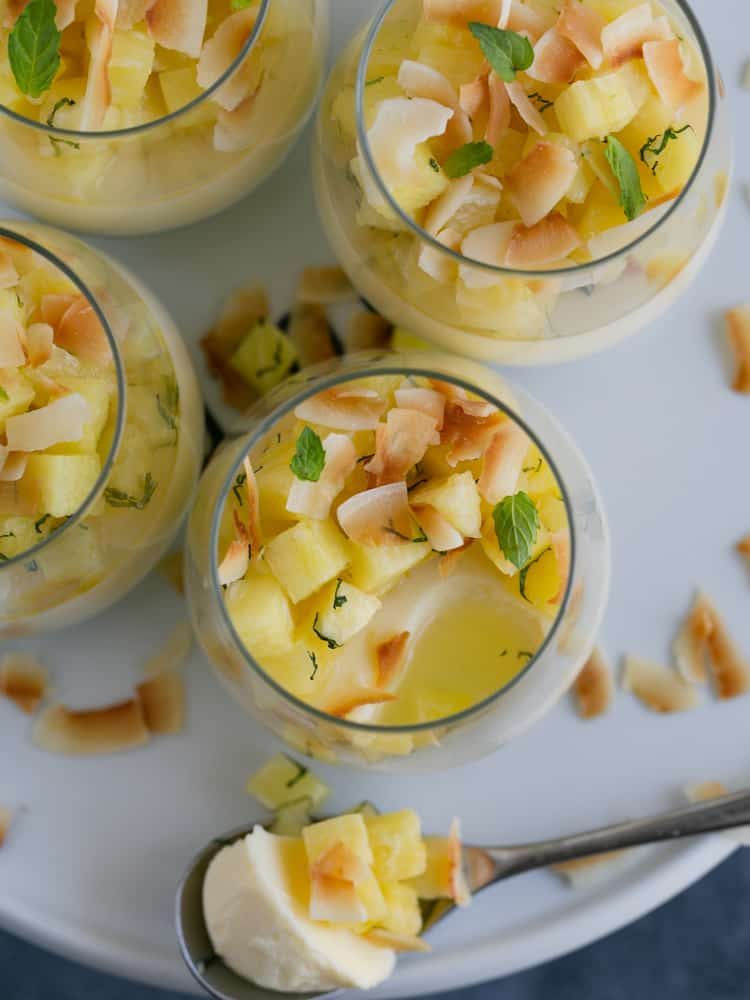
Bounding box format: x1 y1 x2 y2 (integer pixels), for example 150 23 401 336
3 849 749 1000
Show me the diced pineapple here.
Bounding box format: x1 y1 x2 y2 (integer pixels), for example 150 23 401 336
18 454 101 518
555 61 650 142
408 836 455 900
226 571 296 658
48 377 113 454
255 443 297 529
229 322 298 395
480 515 516 576
415 42 485 88
108 29 155 107
365 809 427 882
537 492 567 533
518 544 564 610
649 125 701 195
303 814 373 866
36 521 105 585
159 66 216 125
379 882 423 937
269 797 314 836
265 519 350 604
0 516 50 559
523 447 560 500
313 580 382 647
409 472 481 539
362 75 403 129
574 180 626 240
348 539 431 594
126 383 179 449
391 142 450 216
246 753 330 809
0 370 35 429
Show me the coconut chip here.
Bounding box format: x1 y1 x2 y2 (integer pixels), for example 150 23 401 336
737 535 750 567
296 267 355 306
622 655 700 713
33 699 150 756
673 591 713 684
375 631 411 688
725 306 750 394
440 399 504 466
55 296 112 367
551 850 631 887
136 671 185 735
346 310 393 352
700 594 750 700
287 303 337 367
573 647 614 720
146 0 207 59
295 387 387 431
0 653 49 715
365 408 438 487
0 806 16 848
477 421 529 505
79 6 115 131
337 482 415 546
197 8 260 111
201 284 268 410
218 513 251 587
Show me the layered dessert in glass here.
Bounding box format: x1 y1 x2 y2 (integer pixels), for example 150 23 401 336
0 0 328 235
0 222 203 633
185 353 609 769
313 0 731 363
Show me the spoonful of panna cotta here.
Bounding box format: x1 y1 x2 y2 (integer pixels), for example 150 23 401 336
176 754 750 998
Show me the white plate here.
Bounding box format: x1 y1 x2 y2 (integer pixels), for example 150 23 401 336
1 0 748 995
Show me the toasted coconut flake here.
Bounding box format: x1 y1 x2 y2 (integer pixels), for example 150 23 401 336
0 315 25 367
737 535 750 565
143 620 193 679
573 647 614 719
56 296 112 367
412 504 464 552
288 303 336 367
460 76 487 117
460 222 516 286
146 0 207 58
441 400 504 465
80 13 114 131
0 805 16 847
601 4 672 67
368 97 453 197
309 870 368 924
117 0 156 28
375 631 411 688
136 671 185 735
725 306 750 394
287 433 357 520
486 71 511 146
673 591 713 684
346 310 392 352
326 689 398 719
622 655 700 713
423 0 504 26
365 408 438 487
424 175 475 236
398 59 458 108
439 540 473 578
201 284 267 410
505 0 555 39
686 780 729 802
0 653 49 715
643 39 703 110
394 386 446 429
477 421 528 505
551 850 630 886
557 0 604 69
296 266 355 306
505 213 581 269
40 293 77 328
443 105 473 153
419 226 463 283
312 841 371 886
337 482 415 547
26 323 54 367
33 699 149 755
448 818 471 907
505 81 547 135
528 27 583 84
295 387 386 431
197 8 260 111
6 393 89 453
0 452 29 483
218 533 249 587
506 141 579 228
364 929 431 953
700 594 750 700
157 549 184 593
430 379 468 402
0 248 19 290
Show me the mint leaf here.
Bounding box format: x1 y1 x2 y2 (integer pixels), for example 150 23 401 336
605 135 646 222
468 23 534 83
290 427 325 482
104 473 158 510
493 491 540 571
0 385 8 402
443 140 494 179
8 0 61 98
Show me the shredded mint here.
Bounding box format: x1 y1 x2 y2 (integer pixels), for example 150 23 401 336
8 0 61 98
443 140 494 179
333 580 347 609
605 135 647 221
528 91 554 112
232 472 247 506
366 76 385 87
493 491 540 571
285 762 308 788
307 650 319 681
290 427 325 482
468 23 534 82
313 613 341 650
104 473 157 510
156 375 180 436
639 124 693 176
519 546 551 602
34 513 51 534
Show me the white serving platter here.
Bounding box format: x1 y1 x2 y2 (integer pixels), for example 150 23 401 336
1 0 749 995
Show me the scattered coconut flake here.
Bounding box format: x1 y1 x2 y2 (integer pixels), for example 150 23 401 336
441 399 504 465
700 594 750 700
365 408 438 487
346 310 392 352
643 38 703 110
506 141 579 228
737 535 750 566
477 421 528 505
725 306 750 394
398 59 458 109
136 671 185 735
557 0 604 69
197 8 260 111
142 620 193 679
295 386 386 431
364 930 431 953
0 806 16 848
527 27 583 84
673 591 713 684
0 653 49 715
79 10 114 130
297 266 355 306
337 482 415 547
686 780 729 802
146 0 207 59
287 433 357 520
622 655 700 713
573 647 614 720
551 850 631 887
157 549 184 593
288 303 336 367
326 689 398 719
375 631 411 688
394 386 446 429
5 393 90 453
33 699 150 756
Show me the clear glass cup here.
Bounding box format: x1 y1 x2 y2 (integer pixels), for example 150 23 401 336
0 0 328 236
185 352 610 771
0 222 203 634
312 0 731 365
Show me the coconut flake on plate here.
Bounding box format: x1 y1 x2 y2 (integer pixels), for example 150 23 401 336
0 806 17 848
551 850 632 887
365 409 438 487
136 671 185 735
0 653 49 715
33 699 150 756
725 306 750 394
684 781 750 846
673 591 713 684
146 0 207 59
288 303 336 367
622 655 700 713
737 535 750 566
287 433 357 520
699 594 750 700
573 647 614 720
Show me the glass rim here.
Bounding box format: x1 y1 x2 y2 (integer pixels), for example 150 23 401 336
0 0 270 141
209 353 578 736
355 0 718 281
0 223 126 571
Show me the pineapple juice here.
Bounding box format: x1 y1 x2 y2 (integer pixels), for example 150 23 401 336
0 0 327 235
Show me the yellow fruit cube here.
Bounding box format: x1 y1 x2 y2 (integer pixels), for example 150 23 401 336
108 29 155 107
380 882 423 937
392 142 450 216
555 62 650 142
0 516 48 559
159 66 216 125
409 472 481 538
19 454 101 518
365 809 427 882
348 539 431 594
126 383 179 450
246 753 330 810
229 323 298 395
575 180 627 240
415 42 485 88
265 519 350 604
303 814 373 866
225 571 296 659
313 580 382 647
408 836 456 900
518 544 564 610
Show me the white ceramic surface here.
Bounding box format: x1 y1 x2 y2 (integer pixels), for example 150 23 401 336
1 0 748 995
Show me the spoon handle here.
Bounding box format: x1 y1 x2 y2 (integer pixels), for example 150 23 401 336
482 789 750 881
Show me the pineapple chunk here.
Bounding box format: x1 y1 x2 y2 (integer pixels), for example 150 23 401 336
313 580 382 647
246 753 330 810
127 383 179 449
555 61 650 142
391 142 450 216
648 125 701 195
362 76 403 129
48 377 113 454
348 539 431 594
226 571 296 658
18 454 101 518
108 29 155 107
409 472 481 539
379 882 423 937
264 519 350 604
229 323 298 395
408 835 456 900
575 180 626 240
416 42 486 88
0 516 50 559
269 797 314 836
0 370 35 429
303 814 373 867
365 809 427 882
537 492 567 533
36 521 105 585
518 544 563 610
159 66 216 125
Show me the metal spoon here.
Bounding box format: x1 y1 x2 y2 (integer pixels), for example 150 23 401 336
176 788 750 1000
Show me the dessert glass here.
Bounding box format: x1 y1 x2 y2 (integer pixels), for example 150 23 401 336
0 0 328 236
0 222 203 634
312 0 731 364
185 352 610 771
